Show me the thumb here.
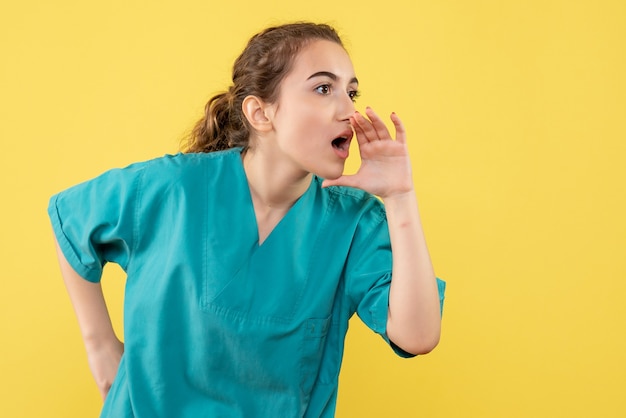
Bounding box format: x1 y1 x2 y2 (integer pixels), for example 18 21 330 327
321 175 361 189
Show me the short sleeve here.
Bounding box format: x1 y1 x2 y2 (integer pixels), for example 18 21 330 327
48 164 144 283
344 199 446 358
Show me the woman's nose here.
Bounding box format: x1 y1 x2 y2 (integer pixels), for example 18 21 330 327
337 92 356 121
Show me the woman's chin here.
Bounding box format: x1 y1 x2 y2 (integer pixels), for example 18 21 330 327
316 166 345 181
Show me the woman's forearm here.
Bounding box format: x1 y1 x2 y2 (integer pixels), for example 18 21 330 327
54 237 118 347
383 191 441 355
54 237 123 399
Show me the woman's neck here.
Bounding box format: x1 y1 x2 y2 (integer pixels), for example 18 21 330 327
241 147 312 210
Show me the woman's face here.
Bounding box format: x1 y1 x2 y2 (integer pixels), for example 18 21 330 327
264 39 359 180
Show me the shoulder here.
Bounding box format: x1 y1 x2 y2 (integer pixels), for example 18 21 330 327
315 178 387 227
136 147 241 175
112 149 243 204
92 148 242 189
53 148 242 200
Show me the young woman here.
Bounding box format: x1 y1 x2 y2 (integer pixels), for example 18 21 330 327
49 22 445 417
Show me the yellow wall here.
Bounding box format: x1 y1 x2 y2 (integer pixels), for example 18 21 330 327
1 0 625 416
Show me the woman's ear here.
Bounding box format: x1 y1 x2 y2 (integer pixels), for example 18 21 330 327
242 95 273 133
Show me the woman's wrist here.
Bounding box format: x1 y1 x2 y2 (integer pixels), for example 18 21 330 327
381 188 417 209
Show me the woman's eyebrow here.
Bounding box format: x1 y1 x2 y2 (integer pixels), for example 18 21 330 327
307 71 359 85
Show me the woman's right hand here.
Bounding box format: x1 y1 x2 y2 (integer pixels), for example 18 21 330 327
86 337 124 400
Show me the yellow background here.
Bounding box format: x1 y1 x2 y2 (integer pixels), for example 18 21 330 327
1 0 625 416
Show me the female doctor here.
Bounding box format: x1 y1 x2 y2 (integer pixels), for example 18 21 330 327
49 22 445 418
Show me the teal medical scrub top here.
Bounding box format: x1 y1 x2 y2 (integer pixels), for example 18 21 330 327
48 148 446 417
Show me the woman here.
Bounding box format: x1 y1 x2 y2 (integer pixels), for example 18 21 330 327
49 22 445 417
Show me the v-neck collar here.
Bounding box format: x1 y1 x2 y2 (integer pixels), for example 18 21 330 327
234 149 317 248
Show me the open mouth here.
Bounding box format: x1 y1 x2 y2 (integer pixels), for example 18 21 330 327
332 136 350 151
331 129 353 159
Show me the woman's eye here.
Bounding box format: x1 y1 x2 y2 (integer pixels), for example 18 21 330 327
348 90 361 102
316 85 331 95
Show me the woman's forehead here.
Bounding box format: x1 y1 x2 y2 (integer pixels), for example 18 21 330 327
289 40 356 82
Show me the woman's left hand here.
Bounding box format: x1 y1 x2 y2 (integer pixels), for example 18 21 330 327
322 107 414 199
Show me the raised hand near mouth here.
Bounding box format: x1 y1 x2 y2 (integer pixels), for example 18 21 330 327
322 107 415 199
